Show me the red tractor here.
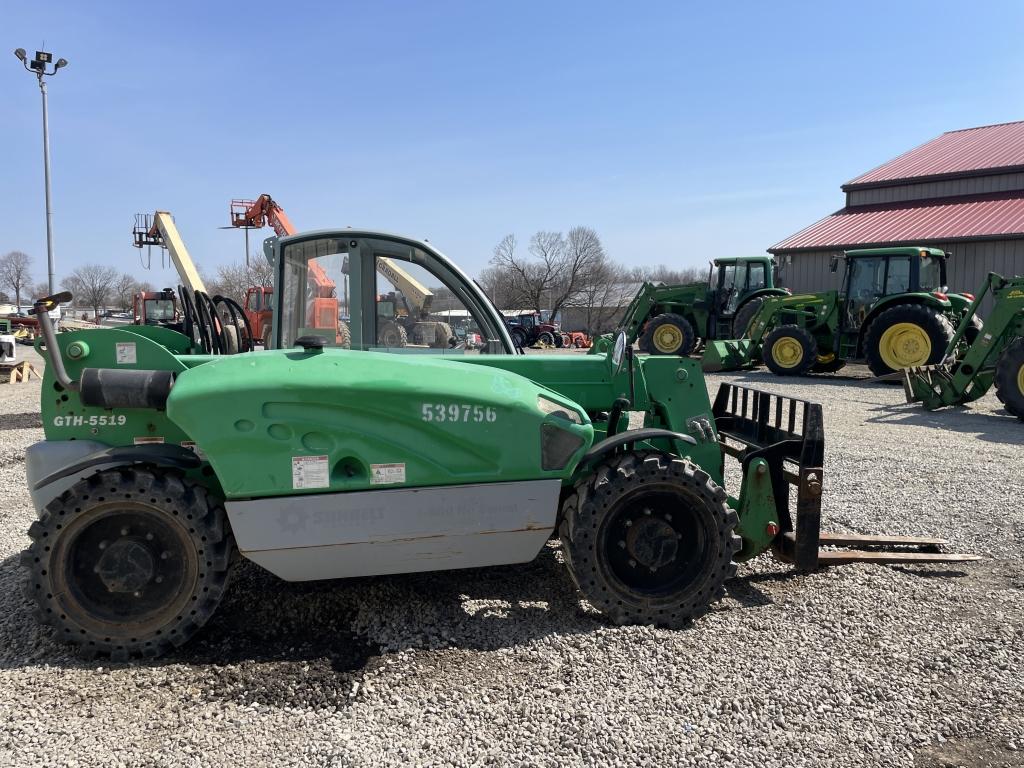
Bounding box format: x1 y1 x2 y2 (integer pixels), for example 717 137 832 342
504 311 563 348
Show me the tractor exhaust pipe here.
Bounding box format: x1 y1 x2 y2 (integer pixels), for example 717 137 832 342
31 292 79 392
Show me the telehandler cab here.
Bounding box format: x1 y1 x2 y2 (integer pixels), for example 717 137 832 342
22 230 977 660
704 247 977 376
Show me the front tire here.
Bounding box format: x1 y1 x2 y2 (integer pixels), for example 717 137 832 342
994 337 1024 421
864 304 954 376
377 320 408 348
22 469 233 660
732 296 766 338
538 331 556 347
763 325 817 376
559 452 739 628
639 313 696 356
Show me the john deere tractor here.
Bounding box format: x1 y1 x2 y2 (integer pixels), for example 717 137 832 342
705 247 977 377
618 256 787 356
21 230 975 660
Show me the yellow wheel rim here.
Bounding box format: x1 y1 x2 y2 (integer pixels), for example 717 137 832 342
879 323 932 369
771 337 805 369
653 324 683 353
1017 362 1024 395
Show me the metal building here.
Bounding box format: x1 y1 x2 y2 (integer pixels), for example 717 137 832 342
769 120 1024 313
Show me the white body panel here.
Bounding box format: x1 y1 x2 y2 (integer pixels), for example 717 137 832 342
226 480 561 581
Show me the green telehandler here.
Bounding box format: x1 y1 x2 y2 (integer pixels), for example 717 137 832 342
901 272 1024 420
704 247 977 377
21 229 976 660
615 256 787 356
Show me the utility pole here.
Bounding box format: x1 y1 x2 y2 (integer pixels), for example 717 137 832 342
14 48 69 295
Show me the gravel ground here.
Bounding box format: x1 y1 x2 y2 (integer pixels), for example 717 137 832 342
1 351 1022 767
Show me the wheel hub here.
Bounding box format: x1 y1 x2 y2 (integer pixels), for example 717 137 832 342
625 516 678 569
96 539 155 594
653 325 683 353
880 322 931 368
1017 362 1024 395
772 337 803 368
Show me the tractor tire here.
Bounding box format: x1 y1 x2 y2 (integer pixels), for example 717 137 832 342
22 468 234 660
260 324 272 349
338 321 352 349
994 337 1024 421
639 313 696 356
377 320 408 348
559 452 739 629
732 296 766 338
561 333 572 348
538 331 556 347
864 304 954 377
511 327 528 350
763 325 818 376
432 322 453 349
811 355 848 374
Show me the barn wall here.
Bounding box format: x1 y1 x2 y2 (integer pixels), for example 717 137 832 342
846 172 1024 206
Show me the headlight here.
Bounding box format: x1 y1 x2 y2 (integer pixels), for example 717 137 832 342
537 395 582 424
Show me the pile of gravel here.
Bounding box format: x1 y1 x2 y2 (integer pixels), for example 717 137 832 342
1 361 1021 767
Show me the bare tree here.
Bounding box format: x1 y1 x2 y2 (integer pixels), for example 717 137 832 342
0 251 32 310
113 273 140 311
626 263 705 285
63 264 118 321
31 281 50 300
205 257 275 306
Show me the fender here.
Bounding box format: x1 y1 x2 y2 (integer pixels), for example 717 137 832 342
31 443 202 491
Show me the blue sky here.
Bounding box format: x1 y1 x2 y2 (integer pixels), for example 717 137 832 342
3 1 1023 289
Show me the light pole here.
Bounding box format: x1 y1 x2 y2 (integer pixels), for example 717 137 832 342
14 48 69 295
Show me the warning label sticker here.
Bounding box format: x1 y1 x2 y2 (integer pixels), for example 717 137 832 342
292 455 329 489
133 436 165 445
371 463 406 485
115 342 137 365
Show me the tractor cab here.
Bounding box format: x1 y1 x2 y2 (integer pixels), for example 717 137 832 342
269 230 515 354
709 255 780 337
133 289 179 326
836 247 949 353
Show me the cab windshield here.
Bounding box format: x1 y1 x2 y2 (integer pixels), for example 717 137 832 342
144 299 176 322
277 234 505 353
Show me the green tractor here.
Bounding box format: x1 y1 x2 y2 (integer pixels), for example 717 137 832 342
617 256 787 356
22 230 976 660
902 272 1024 420
705 247 977 377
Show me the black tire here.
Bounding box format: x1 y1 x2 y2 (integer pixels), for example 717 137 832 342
811 355 847 374
994 337 1024 421
338 321 352 349
964 314 984 345
510 327 528 351
260 324 272 350
559 452 739 629
639 313 696 356
377 320 408 347
732 296 766 338
863 304 954 377
538 331 556 347
763 325 817 376
22 469 233 660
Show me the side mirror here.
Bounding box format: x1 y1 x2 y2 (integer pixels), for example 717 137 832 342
611 330 628 375
829 255 839 273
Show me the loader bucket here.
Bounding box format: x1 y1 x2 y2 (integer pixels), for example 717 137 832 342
901 364 953 409
702 339 755 372
712 383 980 568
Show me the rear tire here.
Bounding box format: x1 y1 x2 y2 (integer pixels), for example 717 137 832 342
22 469 233 660
732 296 766 338
994 337 1024 421
377 321 408 348
538 331 556 347
559 452 739 628
511 327 528 350
338 321 352 349
763 325 817 376
639 313 696 356
864 304 953 377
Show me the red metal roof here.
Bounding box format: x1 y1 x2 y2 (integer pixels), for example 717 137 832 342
845 120 1024 188
769 191 1024 252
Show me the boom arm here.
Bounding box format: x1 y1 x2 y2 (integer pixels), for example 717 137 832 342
132 212 208 296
